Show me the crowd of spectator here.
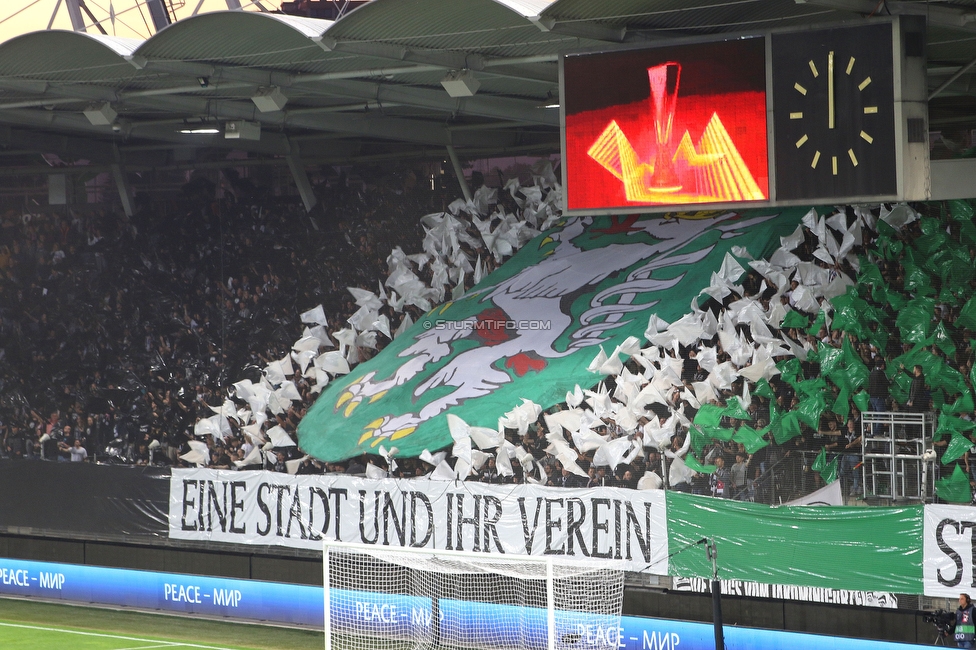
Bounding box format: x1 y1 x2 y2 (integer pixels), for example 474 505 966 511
0 165 451 471
463 200 976 502
3 159 976 505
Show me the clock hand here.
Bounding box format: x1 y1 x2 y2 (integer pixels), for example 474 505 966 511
827 50 834 130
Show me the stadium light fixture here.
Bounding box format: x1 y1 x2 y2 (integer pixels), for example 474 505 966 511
251 86 288 113
83 102 118 126
224 120 261 140
179 127 220 135
440 69 480 97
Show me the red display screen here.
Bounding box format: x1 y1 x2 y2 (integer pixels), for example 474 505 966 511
563 38 769 213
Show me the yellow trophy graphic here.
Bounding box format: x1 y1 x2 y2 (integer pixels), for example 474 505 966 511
586 62 765 204
647 62 682 193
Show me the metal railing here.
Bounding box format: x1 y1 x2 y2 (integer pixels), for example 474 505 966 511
860 411 935 503
726 449 839 504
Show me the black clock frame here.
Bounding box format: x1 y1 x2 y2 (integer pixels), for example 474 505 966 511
771 23 898 202
558 16 925 215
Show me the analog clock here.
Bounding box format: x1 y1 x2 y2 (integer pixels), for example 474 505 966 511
772 23 897 201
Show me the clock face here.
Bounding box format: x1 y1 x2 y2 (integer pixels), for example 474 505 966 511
772 23 897 201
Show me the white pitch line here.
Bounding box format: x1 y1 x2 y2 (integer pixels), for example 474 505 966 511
114 645 186 650
0 621 241 650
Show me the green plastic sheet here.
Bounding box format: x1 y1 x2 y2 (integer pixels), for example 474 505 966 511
831 387 850 421
857 260 885 289
811 448 827 473
818 344 844 376
693 404 724 428
773 411 802 444
934 365 968 398
895 297 936 344
941 433 974 465
780 310 809 329
933 321 957 358
807 310 828 336
944 391 975 416
754 378 775 400
722 401 752 421
820 456 839 484
830 293 871 340
936 463 973 504
934 414 976 441
884 288 907 311
958 296 976 331
665 493 923 593
948 199 975 221
902 257 933 295
777 358 801 385
732 425 769 454
684 454 716 475
794 377 827 398
874 222 899 260
959 220 976 247
700 426 735 442
795 392 827 429
915 231 948 257
841 338 869 392
889 371 912 405
919 216 942 236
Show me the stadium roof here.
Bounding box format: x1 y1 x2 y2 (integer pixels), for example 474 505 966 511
0 0 974 192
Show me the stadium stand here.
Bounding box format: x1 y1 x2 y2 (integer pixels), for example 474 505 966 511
0 166 441 470
3 154 973 506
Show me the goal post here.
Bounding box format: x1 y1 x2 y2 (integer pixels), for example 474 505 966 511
322 541 625 650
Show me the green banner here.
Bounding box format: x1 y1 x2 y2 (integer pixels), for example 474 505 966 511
666 492 924 593
299 209 809 462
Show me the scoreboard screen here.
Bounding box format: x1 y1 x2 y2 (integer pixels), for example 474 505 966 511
562 38 769 214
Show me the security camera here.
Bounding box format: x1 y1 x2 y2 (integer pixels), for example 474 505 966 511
111 122 122 133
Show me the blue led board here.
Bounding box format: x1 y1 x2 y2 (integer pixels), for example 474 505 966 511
0 557 320 625
0 558 931 649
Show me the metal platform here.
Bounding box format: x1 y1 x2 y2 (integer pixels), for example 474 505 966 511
860 411 936 503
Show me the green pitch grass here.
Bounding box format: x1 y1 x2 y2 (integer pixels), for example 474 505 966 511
0 598 322 650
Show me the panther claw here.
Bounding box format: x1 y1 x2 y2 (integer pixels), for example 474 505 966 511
357 416 421 448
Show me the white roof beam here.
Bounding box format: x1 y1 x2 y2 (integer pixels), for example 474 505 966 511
0 70 555 130
0 80 502 148
797 0 976 33
0 78 256 111
0 107 292 156
529 15 626 43
99 92 502 147
142 53 556 87
304 79 557 126
313 39 556 83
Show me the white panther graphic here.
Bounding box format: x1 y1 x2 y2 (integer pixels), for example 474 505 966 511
336 212 776 446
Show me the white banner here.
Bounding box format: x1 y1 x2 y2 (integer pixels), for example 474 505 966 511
672 577 898 608
782 480 843 507
168 469 668 573
924 504 976 597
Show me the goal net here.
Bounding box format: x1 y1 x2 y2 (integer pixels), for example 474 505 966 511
323 541 625 650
